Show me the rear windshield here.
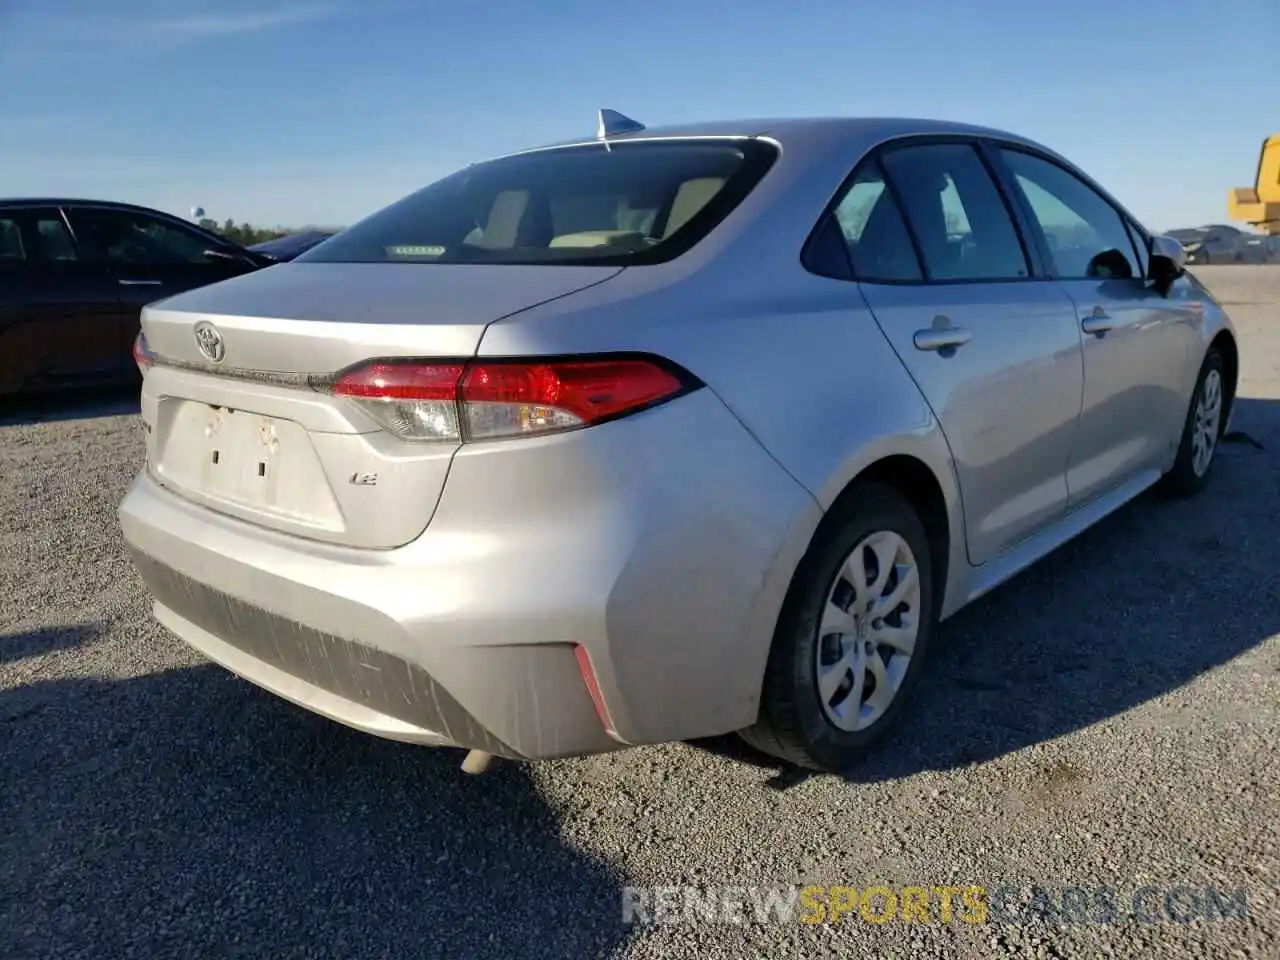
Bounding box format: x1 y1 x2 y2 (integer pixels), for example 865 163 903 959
299 139 777 266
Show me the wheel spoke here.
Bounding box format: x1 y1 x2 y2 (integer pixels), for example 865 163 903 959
872 620 916 654
820 601 858 640
844 653 867 714
860 650 894 723
864 533 900 609
873 562 918 618
819 645 859 704
1203 371 1221 411
842 550 871 613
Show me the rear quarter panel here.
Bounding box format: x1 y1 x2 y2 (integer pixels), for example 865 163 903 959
478 260 970 623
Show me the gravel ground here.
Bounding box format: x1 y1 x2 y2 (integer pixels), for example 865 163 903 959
2 267 1277 959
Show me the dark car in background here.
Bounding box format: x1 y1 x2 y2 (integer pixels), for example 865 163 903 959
1165 224 1275 265
0 199 270 394
248 229 335 262
1237 232 1278 263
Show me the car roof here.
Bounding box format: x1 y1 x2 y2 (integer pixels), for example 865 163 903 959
499 115 1042 158
0 197 253 250
0 197 188 217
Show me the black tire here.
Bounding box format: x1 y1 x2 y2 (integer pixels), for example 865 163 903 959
1158 349 1225 499
739 483 937 773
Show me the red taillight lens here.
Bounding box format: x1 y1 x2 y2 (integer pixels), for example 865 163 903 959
331 361 465 401
132 332 153 375
460 359 686 440
327 356 693 442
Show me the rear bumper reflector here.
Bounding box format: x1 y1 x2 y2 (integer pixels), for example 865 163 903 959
574 644 620 739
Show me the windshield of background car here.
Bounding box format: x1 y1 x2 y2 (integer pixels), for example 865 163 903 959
298 139 777 266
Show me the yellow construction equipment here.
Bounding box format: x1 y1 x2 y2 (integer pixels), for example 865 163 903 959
1228 133 1280 235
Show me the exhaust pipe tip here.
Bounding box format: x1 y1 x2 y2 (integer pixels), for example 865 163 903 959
461 750 497 775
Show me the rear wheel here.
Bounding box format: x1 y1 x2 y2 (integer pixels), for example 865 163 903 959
1159 349 1225 498
740 484 937 773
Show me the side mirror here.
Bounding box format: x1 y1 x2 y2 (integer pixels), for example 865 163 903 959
1148 234 1186 297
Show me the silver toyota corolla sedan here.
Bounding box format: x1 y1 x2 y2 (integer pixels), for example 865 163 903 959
119 112 1237 775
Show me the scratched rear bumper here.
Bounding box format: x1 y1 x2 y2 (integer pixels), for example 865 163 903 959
119 472 619 760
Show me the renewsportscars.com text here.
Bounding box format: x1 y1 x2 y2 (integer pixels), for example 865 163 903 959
621 884 1251 926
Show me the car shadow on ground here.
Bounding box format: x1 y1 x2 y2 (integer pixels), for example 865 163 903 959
695 396 1279 787
0 658 628 960
0 384 141 428
0 622 103 666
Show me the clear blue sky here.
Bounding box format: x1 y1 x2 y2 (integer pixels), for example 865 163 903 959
2 0 1275 231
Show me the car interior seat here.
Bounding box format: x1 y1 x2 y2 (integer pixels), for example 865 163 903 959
35 223 77 262
661 177 725 238
468 190 553 249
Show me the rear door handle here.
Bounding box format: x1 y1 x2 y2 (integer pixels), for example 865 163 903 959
118 279 163 287
1081 308 1114 336
913 327 972 351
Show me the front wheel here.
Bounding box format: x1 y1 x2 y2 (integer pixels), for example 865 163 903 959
1158 349 1225 498
739 484 937 773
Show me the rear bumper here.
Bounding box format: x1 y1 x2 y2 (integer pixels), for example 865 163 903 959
128 548 541 756
119 388 820 758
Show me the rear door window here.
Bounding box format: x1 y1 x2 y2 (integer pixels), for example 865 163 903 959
827 160 923 281
36 215 78 261
0 208 81 264
300 139 778 266
68 207 218 266
880 143 1030 281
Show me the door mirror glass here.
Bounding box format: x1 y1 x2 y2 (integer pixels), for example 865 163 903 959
1149 234 1187 271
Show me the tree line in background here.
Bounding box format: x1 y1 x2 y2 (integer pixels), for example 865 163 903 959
198 218 339 247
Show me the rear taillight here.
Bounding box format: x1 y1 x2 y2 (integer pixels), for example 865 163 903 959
328 356 695 442
132 332 154 375
330 361 465 441
460 359 687 440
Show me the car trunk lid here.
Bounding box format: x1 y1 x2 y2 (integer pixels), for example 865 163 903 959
139 262 622 549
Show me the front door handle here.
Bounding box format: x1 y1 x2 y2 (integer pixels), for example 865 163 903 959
118 279 163 287
1081 308 1115 336
913 327 972 351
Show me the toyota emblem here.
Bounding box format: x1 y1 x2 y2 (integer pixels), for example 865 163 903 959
193 321 225 363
